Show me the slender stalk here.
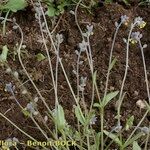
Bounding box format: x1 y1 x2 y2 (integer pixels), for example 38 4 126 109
138 40 150 103
75 0 84 40
38 1 80 106
16 24 53 115
117 23 136 127
55 40 60 106
2 10 10 36
123 110 149 148
38 11 58 106
31 116 49 140
100 107 104 150
123 32 150 148
101 21 123 150
87 36 93 74
76 51 81 99
103 22 122 98
144 128 150 150
0 112 36 141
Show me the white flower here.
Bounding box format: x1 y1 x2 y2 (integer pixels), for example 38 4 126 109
134 17 146 28
90 116 97 125
86 24 93 36
5 83 15 92
121 15 129 23
129 32 142 44
79 40 88 52
56 34 63 44
79 77 87 91
25 102 38 115
140 127 150 134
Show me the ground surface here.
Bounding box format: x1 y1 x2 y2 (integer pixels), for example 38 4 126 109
0 1 150 150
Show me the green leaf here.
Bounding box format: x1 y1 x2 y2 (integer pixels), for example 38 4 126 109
46 5 56 17
109 58 117 71
22 109 30 117
104 130 122 146
144 100 150 111
57 5 65 14
95 132 100 150
92 71 97 84
125 116 134 130
105 0 113 4
36 53 46 61
0 45 9 62
85 111 96 126
1 0 27 12
75 106 85 125
102 91 119 107
54 104 66 130
93 103 101 108
123 0 130 5
133 141 141 150
123 132 144 148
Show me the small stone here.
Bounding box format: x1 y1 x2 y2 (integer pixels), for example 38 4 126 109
134 91 139 96
110 86 115 91
34 97 39 103
5 68 12 73
44 116 48 122
13 71 19 79
136 100 146 109
22 89 27 95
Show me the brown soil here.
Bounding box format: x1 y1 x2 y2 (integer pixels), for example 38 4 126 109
0 1 150 150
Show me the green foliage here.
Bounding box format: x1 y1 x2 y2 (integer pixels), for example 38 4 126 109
44 0 71 17
53 104 67 130
104 130 123 146
104 0 129 5
133 141 141 150
104 0 113 4
75 105 85 125
139 0 150 5
123 132 144 148
125 116 134 130
36 53 46 61
122 0 130 5
94 91 119 108
0 0 27 12
22 109 31 117
102 91 119 107
109 58 117 71
0 45 9 62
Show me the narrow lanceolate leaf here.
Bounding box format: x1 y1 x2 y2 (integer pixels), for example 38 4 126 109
109 58 117 71
93 103 101 108
102 91 119 107
1 0 27 12
133 141 141 150
0 45 9 62
36 53 46 61
104 130 122 146
75 106 85 125
95 132 100 150
123 132 144 148
92 71 97 84
125 116 134 130
54 105 66 130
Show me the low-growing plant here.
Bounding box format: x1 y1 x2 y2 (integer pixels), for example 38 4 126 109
139 0 150 5
0 0 28 35
104 0 129 5
43 0 72 17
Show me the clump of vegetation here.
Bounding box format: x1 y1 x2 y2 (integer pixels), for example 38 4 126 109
44 0 72 17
